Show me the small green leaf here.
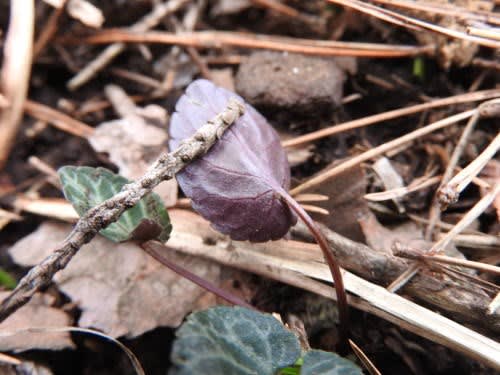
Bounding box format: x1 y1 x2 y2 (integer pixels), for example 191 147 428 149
412 57 425 80
0 267 16 289
301 350 363 375
278 357 303 374
58 166 171 243
170 306 301 375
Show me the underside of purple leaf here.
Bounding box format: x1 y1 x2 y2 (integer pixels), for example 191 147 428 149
169 79 296 242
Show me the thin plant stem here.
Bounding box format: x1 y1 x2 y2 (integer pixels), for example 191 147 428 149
141 241 255 309
279 192 349 353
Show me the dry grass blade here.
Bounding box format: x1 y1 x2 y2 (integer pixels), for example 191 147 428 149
300 204 329 215
370 0 500 26
290 109 475 195
33 4 65 57
436 233 500 252
71 29 432 57
11 195 78 222
349 339 382 375
283 89 500 148
67 0 190 90
439 133 500 207
489 293 500 315
294 193 329 202
386 264 420 293
467 26 500 41
327 0 500 48
394 244 500 276
250 0 301 18
166 210 500 370
432 183 500 253
0 352 21 365
425 103 485 239
364 175 441 202
23 99 94 138
0 0 35 170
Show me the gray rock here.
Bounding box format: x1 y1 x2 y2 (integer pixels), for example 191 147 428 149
236 51 346 114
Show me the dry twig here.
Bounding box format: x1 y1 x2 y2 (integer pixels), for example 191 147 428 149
23 99 94 138
425 105 484 239
67 0 189 90
290 110 475 195
283 89 500 148
439 133 500 207
327 0 500 48
370 0 500 26
393 243 500 276
0 0 35 170
68 29 433 58
0 99 245 323
165 210 500 369
432 183 500 253
33 2 66 57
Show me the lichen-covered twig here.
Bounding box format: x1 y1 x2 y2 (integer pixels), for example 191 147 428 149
0 98 245 323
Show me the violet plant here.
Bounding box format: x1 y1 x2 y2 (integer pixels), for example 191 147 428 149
169 80 349 348
58 80 350 363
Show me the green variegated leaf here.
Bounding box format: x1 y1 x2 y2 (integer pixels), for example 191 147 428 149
301 350 363 375
170 306 301 375
0 267 16 289
58 166 171 243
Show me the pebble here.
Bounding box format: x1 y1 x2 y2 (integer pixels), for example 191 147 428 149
236 51 346 114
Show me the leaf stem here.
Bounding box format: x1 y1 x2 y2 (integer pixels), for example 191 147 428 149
279 192 350 353
141 240 255 310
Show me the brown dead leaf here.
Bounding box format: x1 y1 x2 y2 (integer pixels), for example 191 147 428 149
0 293 74 352
359 213 465 259
88 105 178 207
372 157 405 213
358 212 424 254
307 162 370 242
8 222 220 338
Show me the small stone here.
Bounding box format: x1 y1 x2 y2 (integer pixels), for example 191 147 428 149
236 51 346 114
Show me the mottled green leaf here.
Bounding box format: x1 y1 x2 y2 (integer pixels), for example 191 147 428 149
170 306 301 375
0 267 16 289
301 350 363 375
58 166 171 243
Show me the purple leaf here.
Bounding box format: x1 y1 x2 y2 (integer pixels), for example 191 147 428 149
169 79 296 242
